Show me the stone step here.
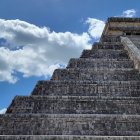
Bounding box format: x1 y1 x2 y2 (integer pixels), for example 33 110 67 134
0 136 139 140
51 69 140 81
32 80 140 97
1 114 140 135
6 96 140 114
101 35 120 42
67 58 134 69
92 42 124 50
80 49 129 59
1 136 140 140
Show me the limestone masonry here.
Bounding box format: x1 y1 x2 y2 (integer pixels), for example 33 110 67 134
1 17 140 140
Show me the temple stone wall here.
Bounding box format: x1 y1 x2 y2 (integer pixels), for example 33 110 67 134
102 18 140 36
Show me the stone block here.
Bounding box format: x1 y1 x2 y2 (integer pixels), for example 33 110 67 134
51 69 140 81
1 114 140 135
6 96 140 115
67 58 134 69
31 80 140 97
80 49 129 59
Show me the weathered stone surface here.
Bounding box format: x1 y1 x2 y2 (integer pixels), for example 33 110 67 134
108 17 140 22
92 42 124 50
6 96 140 114
1 114 140 135
128 35 140 49
67 58 134 69
32 81 140 96
121 36 140 72
51 69 140 81
1 136 140 140
100 35 120 42
80 49 129 59
102 17 140 37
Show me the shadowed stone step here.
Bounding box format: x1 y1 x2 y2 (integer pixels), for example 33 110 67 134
32 80 140 97
67 58 134 69
51 69 140 81
1 114 140 135
1 136 140 140
6 96 140 114
80 49 129 59
92 42 124 50
101 35 120 42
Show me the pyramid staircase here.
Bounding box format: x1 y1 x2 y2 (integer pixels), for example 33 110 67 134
1 18 140 140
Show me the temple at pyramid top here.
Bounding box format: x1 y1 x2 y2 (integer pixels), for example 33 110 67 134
102 17 140 36
1 17 140 140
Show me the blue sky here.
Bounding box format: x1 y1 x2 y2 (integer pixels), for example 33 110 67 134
0 0 140 114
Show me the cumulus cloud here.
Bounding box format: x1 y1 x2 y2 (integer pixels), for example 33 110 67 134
85 18 105 39
0 19 94 83
0 9 138 84
0 108 7 114
121 9 136 17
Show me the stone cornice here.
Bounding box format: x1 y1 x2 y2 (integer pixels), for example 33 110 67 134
108 17 140 22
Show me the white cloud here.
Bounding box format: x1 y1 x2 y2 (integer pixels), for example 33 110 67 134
0 108 7 114
85 18 105 39
121 9 136 17
2 11 137 83
0 19 93 83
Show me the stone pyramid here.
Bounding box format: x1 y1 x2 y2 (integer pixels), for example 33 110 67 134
1 17 140 140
